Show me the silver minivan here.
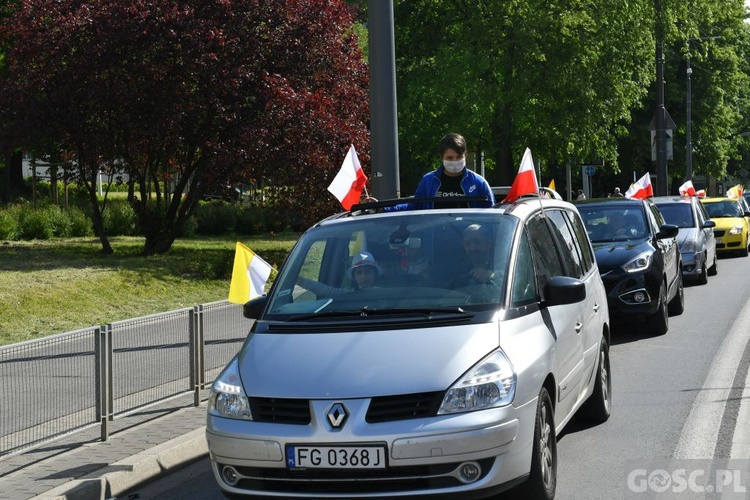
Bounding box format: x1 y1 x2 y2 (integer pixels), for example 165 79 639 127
206 196 611 499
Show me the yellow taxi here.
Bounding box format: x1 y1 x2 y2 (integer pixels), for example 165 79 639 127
700 197 750 256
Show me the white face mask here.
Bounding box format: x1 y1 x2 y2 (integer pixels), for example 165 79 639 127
443 159 466 174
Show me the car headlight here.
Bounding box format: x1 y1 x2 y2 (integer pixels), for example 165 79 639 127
729 225 743 235
208 357 253 420
681 239 695 253
438 350 516 414
622 251 652 273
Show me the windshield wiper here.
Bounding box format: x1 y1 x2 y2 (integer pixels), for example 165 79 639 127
288 306 470 322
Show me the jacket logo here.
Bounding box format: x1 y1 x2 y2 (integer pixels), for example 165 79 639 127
327 403 349 428
468 185 476 193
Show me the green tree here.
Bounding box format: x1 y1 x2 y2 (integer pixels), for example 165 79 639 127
0 0 369 254
394 0 655 189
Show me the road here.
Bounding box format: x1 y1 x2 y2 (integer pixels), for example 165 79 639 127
125 253 750 499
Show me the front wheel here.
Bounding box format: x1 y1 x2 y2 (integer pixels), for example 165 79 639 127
578 339 612 423
695 255 708 285
668 273 684 316
649 281 668 335
707 254 718 276
516 388 557 500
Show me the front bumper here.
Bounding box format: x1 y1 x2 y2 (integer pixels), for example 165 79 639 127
206 397 537 498
679 250 704 277
714 230 747 252
601 269 660 318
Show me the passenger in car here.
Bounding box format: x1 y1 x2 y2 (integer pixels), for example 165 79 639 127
362 133 495 210
452 224 498 288
297 251 383 296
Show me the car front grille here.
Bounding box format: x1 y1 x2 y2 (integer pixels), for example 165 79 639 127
248 392 445 425
366 391 444 423
248 398 311 424
224 458 495 494
714 230 726 237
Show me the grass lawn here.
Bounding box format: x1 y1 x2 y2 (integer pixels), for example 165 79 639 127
0 233 299 346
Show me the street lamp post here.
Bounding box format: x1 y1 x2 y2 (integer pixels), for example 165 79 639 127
685 56 693 181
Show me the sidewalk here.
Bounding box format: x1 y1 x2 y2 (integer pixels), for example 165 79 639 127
0 398 208 500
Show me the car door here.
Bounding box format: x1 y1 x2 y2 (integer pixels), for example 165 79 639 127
526 212 585 418
648 202 679 293
695 200 716 267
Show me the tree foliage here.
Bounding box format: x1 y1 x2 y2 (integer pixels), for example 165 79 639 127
393 0 750 194
0 0 369 254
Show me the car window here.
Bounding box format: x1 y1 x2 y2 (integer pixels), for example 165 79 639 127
264 213 518 317
655 203 694 228
526 213 565 296
566 209 595 273
510 230 537 307
546 209 584 278
648 203 665 230
577 205 646 241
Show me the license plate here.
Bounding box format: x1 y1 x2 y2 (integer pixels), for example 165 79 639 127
286 444 386 469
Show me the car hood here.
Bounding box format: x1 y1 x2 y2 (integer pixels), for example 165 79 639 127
677 228 697 246
237 322 500 399
592 238 653 274
711 217 746 230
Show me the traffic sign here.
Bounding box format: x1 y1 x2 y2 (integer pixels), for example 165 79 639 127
584 166 596 177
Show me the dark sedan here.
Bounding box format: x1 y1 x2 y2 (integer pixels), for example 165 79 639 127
575 197 683 335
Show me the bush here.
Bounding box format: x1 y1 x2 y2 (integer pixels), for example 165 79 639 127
235 206 268 235
20 208 55 239
0 203 95 240
67 207 94 237
193 201 237 235
0 207 20 240
103 200 138 236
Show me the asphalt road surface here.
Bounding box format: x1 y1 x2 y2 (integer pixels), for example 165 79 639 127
125 252 750 499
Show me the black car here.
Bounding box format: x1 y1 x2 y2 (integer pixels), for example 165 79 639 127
574 197 683 335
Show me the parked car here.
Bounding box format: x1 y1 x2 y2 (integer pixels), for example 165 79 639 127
652 196 717 284
207 194 611 499
574 197 683 335
700 197 750 257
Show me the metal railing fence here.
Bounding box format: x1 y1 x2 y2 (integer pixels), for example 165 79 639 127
0 300 248 459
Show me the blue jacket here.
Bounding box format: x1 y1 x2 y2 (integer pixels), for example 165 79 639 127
385 167 495 211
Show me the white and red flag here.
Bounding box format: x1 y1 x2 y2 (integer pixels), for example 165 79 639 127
625 172 653 200
503 148 539 203
679 180 696 197
327 144 368 210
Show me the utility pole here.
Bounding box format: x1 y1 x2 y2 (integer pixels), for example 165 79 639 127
369 0 400 199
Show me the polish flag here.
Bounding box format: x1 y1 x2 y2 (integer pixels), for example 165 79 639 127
696 189 706 198
625 172 653 200
328 145 368 210
679 180 696 197
503 148 539 203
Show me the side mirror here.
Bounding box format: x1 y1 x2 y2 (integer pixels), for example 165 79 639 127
243 296 267 319
543 276 586 306
656 224 679 239
702 220 716 229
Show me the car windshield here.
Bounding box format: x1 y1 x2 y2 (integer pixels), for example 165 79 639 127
656 203 694 228
576 206 647 241
265 212 517 317
703 200 742 218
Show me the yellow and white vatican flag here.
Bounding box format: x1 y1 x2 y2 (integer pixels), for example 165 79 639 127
726 184 744 200
228 242 273 304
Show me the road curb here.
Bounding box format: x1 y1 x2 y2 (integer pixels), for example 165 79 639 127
33 427 208 500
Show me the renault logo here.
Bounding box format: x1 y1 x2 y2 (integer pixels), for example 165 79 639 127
327 403 349 428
